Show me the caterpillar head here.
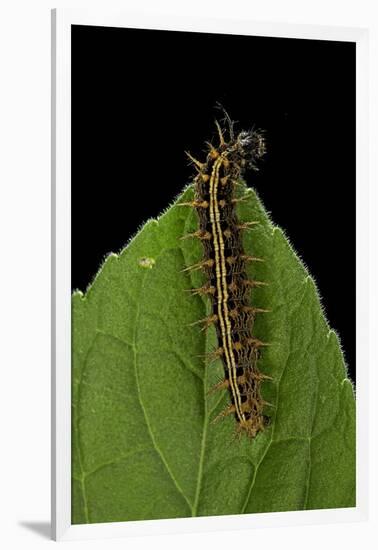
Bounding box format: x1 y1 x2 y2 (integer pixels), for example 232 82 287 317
236 129 266 171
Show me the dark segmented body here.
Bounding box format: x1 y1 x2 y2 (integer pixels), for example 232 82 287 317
183 117 270 438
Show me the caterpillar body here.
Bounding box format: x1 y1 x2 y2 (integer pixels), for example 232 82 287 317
181 113 271 439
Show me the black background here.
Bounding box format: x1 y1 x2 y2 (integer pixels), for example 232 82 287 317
71 25 356 381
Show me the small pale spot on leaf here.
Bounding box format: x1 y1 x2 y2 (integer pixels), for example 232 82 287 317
138 257 156 269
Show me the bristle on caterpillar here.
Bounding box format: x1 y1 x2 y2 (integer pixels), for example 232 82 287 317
182 108 271 439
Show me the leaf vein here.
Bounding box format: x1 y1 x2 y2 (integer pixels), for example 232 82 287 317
133 272 193 514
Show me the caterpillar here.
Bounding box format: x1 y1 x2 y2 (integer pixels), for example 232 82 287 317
180 110 272 439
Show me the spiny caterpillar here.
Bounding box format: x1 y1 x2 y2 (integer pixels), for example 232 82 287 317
180 110 272 439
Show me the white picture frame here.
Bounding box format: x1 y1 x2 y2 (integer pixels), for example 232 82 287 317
51 7 369 541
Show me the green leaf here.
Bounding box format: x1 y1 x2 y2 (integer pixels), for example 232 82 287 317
72 183 355 524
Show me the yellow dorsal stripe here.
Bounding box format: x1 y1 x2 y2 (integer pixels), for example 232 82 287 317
208 156 245 422
213 159 245 421
208 159 238 412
